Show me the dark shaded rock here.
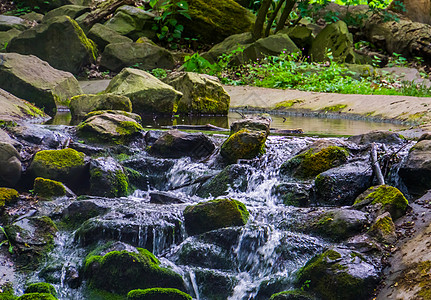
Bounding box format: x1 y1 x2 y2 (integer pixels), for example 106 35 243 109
70 93 132 119
0 142 21 187
149 130 215 159
184 198 249 236
202 32 254 63
145 130 164 146
197 164 251 198
42 5 90 21
278 25 314 49
314 161 372 206
0 53 83 115
271 182 312 207
243 34 300 62
89 157 129 197
348 130 405 145
8 125 69 148
20 12 44 23
87 23 132 51
296 247 381 300
7 16 97 74
399 140 431 195
149 191 185 204
100 42 175 72
0 28 21 50
61 200 108 227
230 116 271 137
194 269 237 300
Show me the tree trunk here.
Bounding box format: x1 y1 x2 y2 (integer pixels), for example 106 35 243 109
83 0 134 28
253 0 273 40
275 0 296 33
265 0 287 37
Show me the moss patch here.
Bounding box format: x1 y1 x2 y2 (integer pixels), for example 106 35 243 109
274 99 305 109
33 177 66 199
322 104 348 112
17 293 57 300
33 148 85 170
67 16 98 62
220 129 267 163
0 188 19 207
25 283 57 297
127 288 192 300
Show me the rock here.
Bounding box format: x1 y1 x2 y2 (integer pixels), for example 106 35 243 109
127 288 192 300
7 124 69 149
365 16 431 60
278 25 314 49
28 148 88 189
149 130 215 159
230 116 271 137
20 12 44 23
87 23 132 51
183 198 249 235
0 28 21 50
178 0 254 44
348 130 405 145
162 72 230 115
42 5 90 22
105 68 182 115
100 41 175 72
33 177 67 199
270 290 316 300
0 53 83 115
197 164 251 198
25 283 57 297
310 208 369 241
220 129 267 163
7 16 97 74
194 269 237 299
76 110 144 144
0 88 46 124
70 93 132 119
309 21 360 63
144 130 164 146
0 15 30 31
0 142 21 187
202 32 254 63
61 200 108 227
271 182 311 207
367 212 397 244
314 161 372 206
15 0 86 12
242 34 300 62
378 67 431 87
399 140 431 195
104 5 155 40
17 293 57 300
84 248 186 294
353 185 409 220
149 191 185 204
5 216 57 268
0 187 19 207
280 141 349 180
89 157 129 197
295 248 380 300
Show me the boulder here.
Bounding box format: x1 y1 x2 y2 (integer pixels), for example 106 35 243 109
162 72 230 115
28 148 88 189
104 5 155 40
183 198 249 235
42 5 90 22
17 293 57 300
242 34 300 62
399 140 431 195
100 41 175 72
33 177 67 199
178 0 254 43
89 156 129 197
77 110 143 144
0 53 83 116
70 93 132 119
202 32 254 63
7 124 69 149
87 23 132 51
149 191 185 204
296 248 380 300
271 182 312 207
25 283 57 297
353 185 408 220
0 28 21 50
127 288 192 300
105 68 182 115
0 187 19 207
7 16 97 74
348 130 405 145
220 129 267 163
149 129 215 158
278 25 314 49
309 21 360 63
193 268 238 299
0 15 30 31
230 116 271 137
61 200 108 227
197 164 251 198
0 142 22 187
20 12 44 23
314 161 372 206
84 248 186 294
367 212 397 244
280 141 349 180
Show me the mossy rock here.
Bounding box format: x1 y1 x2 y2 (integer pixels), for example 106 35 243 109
230 117 271 137
89 157 129 197
42 5 90 21
271 183 311 207
269 290 316 300
0 187 19 207
0 283 16 300
296 248 380 300
17 293 57 300
202 32 254 64
24 283 57 297
87 23 133 51
29 148 87 189
353 185 408 220
367 212 397 244
280 143 349 180
70 93 132 119
84 248 185 295
127 288 192 300
33 177 66 199
183 198 249 236
0 141 22 187
220 129 267 164
242 34 300 62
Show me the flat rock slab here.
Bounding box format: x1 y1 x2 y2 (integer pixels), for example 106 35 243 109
79 79 111 94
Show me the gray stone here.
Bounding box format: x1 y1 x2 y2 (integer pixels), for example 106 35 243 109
87 23 132 51
348 130 405 145
277 25 314 49
70 93 132 119
202 32 254 63
89 157 129 197
0 142 21 187
42 5 90 22
243 34 300 62
0 15 30 31
0 28 21 50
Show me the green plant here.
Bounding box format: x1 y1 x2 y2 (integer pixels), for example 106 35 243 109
0 225 13 254
1 42 8 52
301 279 311 291
182 53 217 74
151 68 168 79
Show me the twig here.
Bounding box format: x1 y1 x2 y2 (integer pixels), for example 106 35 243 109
371 143 385 185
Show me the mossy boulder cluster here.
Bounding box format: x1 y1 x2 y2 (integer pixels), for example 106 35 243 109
183 198 249 235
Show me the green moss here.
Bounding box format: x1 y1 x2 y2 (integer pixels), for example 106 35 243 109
221 129 267 163
281 146 349 179
274 99 305 109
183 198 249 235
116 121 144 136
33 177 66 198
112 170 128 197
24 283 57 297
67 16 98 62
86 289 124 300
0 283 17 300
16 293 57 300
322 104 347 112
127 288 192 300
269 289 315 300
33 148 85 170
0 188 19 207
370 215 394 235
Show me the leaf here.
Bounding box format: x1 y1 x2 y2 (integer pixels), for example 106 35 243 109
149 0 159 8
176 0 189 10
181 12 192 20
167 18 178 26
161 25 169 33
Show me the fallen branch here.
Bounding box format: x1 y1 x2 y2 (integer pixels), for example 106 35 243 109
83 0 133 28
371 142 385 185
